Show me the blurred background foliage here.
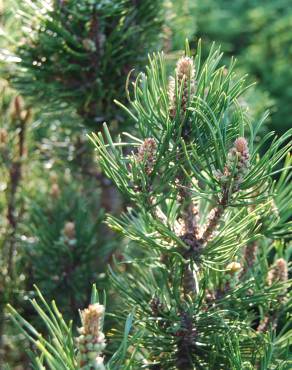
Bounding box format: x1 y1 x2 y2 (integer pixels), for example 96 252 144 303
4 0 163 127
0 0 291 368
166 0 292 134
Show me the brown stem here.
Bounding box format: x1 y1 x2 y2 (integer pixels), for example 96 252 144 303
0 102 28 368
176 181 200 298
176 311 196 370
182 194 200 238
7 118 27 278
0 115 27 366
176 178 199 370
202 188 229 243
175 172 201 298
177 175 200 239
183 264 196 298
239 241 257 279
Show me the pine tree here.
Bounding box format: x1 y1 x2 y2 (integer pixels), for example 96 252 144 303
90 41 291 368
1 0 162 324
1 0 163 367
7 0 163 126
8 42 292 369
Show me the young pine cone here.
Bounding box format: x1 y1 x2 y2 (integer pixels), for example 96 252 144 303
267 258 288 287
168 56 196 118
76 304 106 370
136 138 157 175
216 137 250 190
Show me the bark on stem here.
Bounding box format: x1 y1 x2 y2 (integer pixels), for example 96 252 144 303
7 117 27 278
176 311 196 370
202 188 229 243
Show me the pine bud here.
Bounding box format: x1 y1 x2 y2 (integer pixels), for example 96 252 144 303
50 183 60 198
10 96 24 121
81 304 104 336
63 221 75 240
50 172 58 184
216 137 250 189
137 138 157 175
169 56 196 117
176 56 194 82
267 258 288 286
226 261 241 274
234 137 248 154
77 304 106 370
0 128 8 146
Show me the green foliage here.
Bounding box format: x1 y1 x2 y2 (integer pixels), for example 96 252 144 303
0 80 32 300
192 0 292 133
21 175 118 321
164 1 197 52
90 42 291 368
7 285 136 370
6 0 163 126
0 78 35 368
1 0 291 367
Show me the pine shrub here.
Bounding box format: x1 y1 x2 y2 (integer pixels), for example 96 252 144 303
9 42 291 369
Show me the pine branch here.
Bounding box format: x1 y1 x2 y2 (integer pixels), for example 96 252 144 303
6 97 30 278
5 0 163 125
90 41 292 368
7 285 135 370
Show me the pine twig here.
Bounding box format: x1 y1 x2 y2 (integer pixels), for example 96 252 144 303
202 137 250 243
239 241 258 279
6 107 29 278
201 187 229 243
176 311 196 370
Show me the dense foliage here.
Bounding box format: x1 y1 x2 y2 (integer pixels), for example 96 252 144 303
0 0 163 367
192 0 292 133
9 42 291 369
0 1 291 369
7 0 163 126
89 42 291 369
